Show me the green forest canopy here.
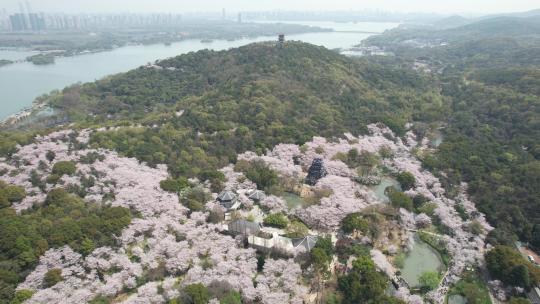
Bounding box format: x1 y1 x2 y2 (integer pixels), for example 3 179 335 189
2 36 539 248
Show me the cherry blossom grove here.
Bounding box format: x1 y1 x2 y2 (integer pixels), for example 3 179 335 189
233 124 493 303
3 129 306 304
2 123 496 304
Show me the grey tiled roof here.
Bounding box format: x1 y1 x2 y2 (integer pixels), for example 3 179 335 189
217 191 236 201
248 190 266 201
228 219 261 235
292 235 319 251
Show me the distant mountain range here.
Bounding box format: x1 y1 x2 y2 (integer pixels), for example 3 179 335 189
428 8 540 30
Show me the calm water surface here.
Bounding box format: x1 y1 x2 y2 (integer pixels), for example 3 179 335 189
0 49 39 60
447 294 467 304
0 21 398 119
400 235 445 287
283 192 307 210
371 176 402 203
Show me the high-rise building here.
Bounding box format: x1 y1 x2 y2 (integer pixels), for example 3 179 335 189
24 1 43 30
237 12 242 23
222 8 226 20
0 9 10 31
28 13 45 30
10 13 27 31
7 10 185 31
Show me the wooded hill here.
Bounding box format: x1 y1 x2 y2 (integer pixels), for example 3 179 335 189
3 33 539 250
366 15 540 248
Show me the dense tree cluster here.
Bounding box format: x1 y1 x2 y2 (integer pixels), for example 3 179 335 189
160 177 190 193
235 159 279 193
364 15 540 246
0 181 26 208
338 255 405 304
486 245 540 289
0 188 131 302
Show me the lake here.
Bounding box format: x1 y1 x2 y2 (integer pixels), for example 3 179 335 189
0 21 398 120
0 49 39 61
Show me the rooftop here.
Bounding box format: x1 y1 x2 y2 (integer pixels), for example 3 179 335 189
217 190 236 202
228 219 262 235
292 235 319 251
249 190 266 201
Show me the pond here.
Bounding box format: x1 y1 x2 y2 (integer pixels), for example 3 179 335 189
283 192 308 210
447 294 467 304
370 177 401 203
400 235 445 287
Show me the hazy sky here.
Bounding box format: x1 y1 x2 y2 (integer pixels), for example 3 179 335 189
1 0 539 14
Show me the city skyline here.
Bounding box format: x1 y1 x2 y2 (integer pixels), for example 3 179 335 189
1 0 539 14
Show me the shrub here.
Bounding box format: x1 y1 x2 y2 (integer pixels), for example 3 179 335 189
337 255 390 303
206 281 241 304
220 290 242 304
311 247 331 272
455 204 470 220
413 194 429 210
448 271 492 304
0 191 9 208
336 239 370 261
88 296 109 304
181 186 211 210
45 150 56 162
208 207 225 223
79 152 105 164
314 235 334 257
263 213 289 228
3 185 26 202
394 253 406 268
240 160 279 192
186 200 205 212
46 174 61 184
417 202 438 216
469 220 484 235
304 187 333 205
43 268 63 287
199 170 225 183
396 172 416 190
160 177 189 193
418 271 440 292
388 190 413 211
286 220 309 238
52 161 76 176
509 297 532 304
11 289 34 304
184 283 210 304
341 213 369 234
379 146 394 159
